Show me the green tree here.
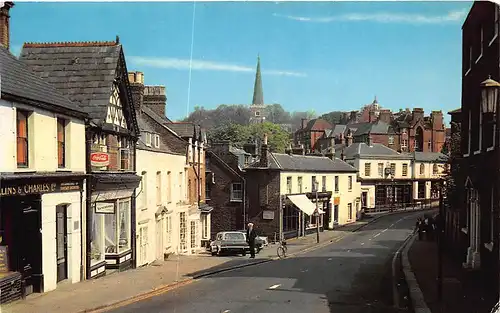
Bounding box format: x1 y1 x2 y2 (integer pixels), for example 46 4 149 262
443 121 462 210
207 123 251 147
249 122 290 153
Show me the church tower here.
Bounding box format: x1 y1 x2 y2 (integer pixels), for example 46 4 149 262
249 55 268 124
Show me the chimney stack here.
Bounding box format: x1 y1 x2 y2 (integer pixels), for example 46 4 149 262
330 137 335 150
367 134 373 146
301 118 309 129
346 132 353 147
0 2 14 50
259 133 269 167
128 71 145 114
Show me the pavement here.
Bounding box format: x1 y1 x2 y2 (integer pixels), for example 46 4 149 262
408 235 496 313
1 207 430 313
104 211 422 313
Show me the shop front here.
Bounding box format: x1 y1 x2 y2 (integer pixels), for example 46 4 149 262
87 173 140 279
284 193 328 239
0 173 85 302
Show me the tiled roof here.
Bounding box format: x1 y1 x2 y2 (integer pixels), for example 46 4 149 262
339 142 408 159
266 153 358 173
411 152 448 162
0 46 86 116
19 41 122 121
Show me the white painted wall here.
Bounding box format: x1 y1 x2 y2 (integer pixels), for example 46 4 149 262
279 170 362 227
0 99 86 172
357 158 413 180
41 190 84 292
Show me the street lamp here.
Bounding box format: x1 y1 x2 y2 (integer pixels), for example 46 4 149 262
385 162 395 212
480 76 500 308
314 180 320 244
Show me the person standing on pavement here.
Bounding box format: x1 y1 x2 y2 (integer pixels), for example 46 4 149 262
246 222 257 259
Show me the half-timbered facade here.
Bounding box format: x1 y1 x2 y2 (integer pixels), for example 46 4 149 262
20 38 141 279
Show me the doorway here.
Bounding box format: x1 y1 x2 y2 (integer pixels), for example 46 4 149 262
333 204 339 224
361 192 368 208
56 205 68 282
155 218 164 261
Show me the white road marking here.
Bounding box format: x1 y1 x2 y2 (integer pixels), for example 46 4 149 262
327 258 332 261
381 229 388 233
268 284 281 290
300 269 309 273
373 233 381 238
360 242 365 245
347 249 351 252
222 310 231 313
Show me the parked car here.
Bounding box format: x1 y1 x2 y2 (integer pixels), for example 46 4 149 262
236 230 266 253
210 231 249 256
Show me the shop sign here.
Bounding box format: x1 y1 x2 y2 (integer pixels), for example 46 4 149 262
333 197 340 205
0 246 9 273
95 202 115 214
262 210 274 220
0 181 82 196
90 152 110 167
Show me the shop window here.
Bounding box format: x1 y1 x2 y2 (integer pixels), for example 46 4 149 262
57 118 66 168
201 214 208 239
104 199 131 254
16 109 29 167
90 209 105 266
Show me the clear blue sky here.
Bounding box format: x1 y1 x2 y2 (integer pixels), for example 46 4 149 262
10 1 472 122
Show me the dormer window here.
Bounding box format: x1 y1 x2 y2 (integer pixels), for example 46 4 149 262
154 134 160 148
142 132 152 147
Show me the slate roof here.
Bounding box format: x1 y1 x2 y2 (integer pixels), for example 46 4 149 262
19 41 122 121
250 153 358 173
411 152 449 162
338 142 409 160
166 122 204 141
0 46 86 117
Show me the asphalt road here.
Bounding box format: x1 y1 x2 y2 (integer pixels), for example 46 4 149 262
109 211 422 313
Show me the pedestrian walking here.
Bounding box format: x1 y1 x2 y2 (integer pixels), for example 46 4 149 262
416 218 423 240
246 222 257 259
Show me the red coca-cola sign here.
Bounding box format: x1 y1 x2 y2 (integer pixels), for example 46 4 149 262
90 152 110 167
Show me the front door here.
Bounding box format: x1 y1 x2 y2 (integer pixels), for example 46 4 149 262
361 192 368 208
56 205 68 282
21 199 42 294
156 219 164 260
333 205 339 224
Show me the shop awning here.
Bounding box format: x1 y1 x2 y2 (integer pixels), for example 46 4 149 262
287 194 325 216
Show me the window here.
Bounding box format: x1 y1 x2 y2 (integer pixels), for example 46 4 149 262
205 180 211 200
364 163 371 176
179 172 184 200
322 176 327 192
90 209 105 266
378 163 384 177
166 171 172 202
286 176 292 194
427 141 432 151
201 214 208 239
390 163 396 176
402 164 408 177
57 118 66 168
477 27 484 62
493 9 499 46
190 221 197 249
348 176 352 191
311 176 317 192
433 164 438 175
477 103 483 154
166 215 172 245
145 132 152 146
119 137 131 170
156 171 162 205
154 134 160 148
255 111 260 117
388 136 394 145
104 198 131 254
401 139 408 148
467 110 472 155
141 172 147 209
466 45 472 74
179 212 187 251
420 163 425 175
491 188 495 243
231 183 243 201
334 176 339 192
348 203 353 220
188 179 192 202
16 110 29 167
298 177 303 193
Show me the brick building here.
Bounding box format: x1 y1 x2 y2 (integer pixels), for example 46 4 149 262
293 118 333 152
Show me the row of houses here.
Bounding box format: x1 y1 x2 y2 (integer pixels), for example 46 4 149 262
205 135 448 241
0 2 210 303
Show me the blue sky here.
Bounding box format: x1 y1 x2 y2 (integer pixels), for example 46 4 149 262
10 1 472 122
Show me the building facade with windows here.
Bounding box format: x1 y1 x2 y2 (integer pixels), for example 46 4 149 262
0 41 87 299
455 1 500 306
20 39 142 279
338 141 447 212
246 136 361 240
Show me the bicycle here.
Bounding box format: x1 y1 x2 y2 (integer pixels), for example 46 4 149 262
276 240 287 259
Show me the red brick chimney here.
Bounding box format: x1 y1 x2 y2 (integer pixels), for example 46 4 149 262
0 2 14 50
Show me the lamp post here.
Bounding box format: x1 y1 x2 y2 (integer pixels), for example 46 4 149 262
480 76 500 305
314 180 320 244
385 162 394 212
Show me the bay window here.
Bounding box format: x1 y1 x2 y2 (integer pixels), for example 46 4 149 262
90 209 105 266
104 198 131 254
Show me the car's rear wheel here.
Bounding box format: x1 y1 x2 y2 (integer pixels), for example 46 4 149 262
242 250 246 256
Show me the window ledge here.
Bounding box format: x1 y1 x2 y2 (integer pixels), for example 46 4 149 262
230 199 243 203
487 146 495 152
461 227 468 234
473 150 481 155
463 153 470 158
465 68 471 77
475 54 483 64
14 168 36 173
489 34 498 47
484 242 494 252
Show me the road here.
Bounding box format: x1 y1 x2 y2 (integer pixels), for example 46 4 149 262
109 211 421 313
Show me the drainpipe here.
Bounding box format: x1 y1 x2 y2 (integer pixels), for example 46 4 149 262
131 135 138 269
79 186 85 281
85 128 92 280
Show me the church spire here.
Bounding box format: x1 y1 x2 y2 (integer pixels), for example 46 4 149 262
252 54 264 105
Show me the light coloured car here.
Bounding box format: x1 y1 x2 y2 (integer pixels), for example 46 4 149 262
210 231 249 256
